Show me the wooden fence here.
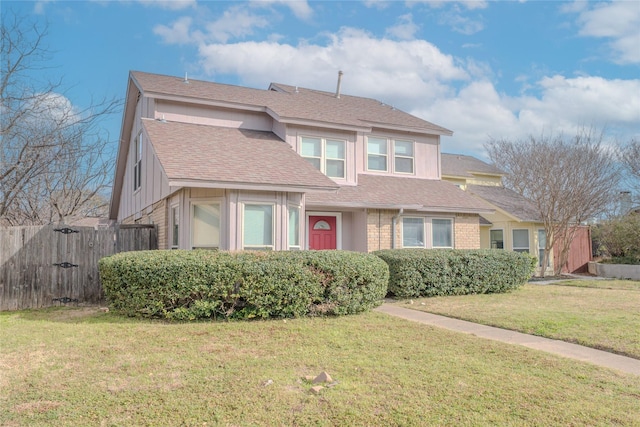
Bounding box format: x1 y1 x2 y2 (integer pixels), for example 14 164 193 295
0 224 157 311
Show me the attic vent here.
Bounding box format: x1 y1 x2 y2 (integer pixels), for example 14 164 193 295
183 72 189 84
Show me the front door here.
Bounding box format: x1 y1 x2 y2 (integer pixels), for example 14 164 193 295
309 216 337 250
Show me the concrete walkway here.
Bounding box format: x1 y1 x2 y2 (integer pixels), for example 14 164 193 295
375 304 640 376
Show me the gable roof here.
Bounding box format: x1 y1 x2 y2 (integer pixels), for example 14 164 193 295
130 71 452 135
306 174 493 214
466 184 542 222
141 119 338 192
441 153 504 178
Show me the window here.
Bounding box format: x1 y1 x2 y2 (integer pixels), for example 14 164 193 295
171 206 179 249
432 219 453 248
243 204 274 250
192 203 220 249
490 229 504 249
133 133 142 191
289 206 300 250
512 229 530 253
394 140 414 174
538 229 549 267
301 137 345 178
367 137 388 171
402 217 452 248
402 217 424 248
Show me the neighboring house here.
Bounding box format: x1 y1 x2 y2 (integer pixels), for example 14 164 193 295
109 71 493 253
442 153 592 274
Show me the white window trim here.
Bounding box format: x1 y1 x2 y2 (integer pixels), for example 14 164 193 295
490 228 505 250
300 136 346 179
401 216 454 249
366 136 389 172
190 200 222 250
288 204 302 250
242 202 275 250
133 132 143 193
305 211 342 250
512 229 530 253
170 203 179 249
367 136 416 175
393 139 415 175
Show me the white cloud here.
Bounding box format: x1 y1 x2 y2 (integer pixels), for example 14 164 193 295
153 6 270 45
250 0 313 20
385 13 419 40
570 0 640 64
205 6 270 43
438 7 484 35
418 1 488 10
197 27 468 107
154 16 195 45
426 74 640 156
135 0 196 10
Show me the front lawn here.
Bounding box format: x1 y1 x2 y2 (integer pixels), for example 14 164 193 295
1 307 639 426
397 280 640 359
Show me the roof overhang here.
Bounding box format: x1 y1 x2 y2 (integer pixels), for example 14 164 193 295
168 179 339 194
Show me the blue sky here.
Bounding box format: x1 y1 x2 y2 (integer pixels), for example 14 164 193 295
5 0 640 158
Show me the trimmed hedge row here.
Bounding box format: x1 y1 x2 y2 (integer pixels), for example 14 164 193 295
98 250 389 320
374 249 535 298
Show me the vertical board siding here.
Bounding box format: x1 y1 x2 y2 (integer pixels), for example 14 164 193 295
0 224 157 311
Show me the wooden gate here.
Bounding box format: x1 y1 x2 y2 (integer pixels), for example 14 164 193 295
553 225 592 274
0 224 157 310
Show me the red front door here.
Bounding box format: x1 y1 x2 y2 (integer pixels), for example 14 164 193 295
309 216 337 250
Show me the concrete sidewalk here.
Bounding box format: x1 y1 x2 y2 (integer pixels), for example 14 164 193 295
375 304 640 376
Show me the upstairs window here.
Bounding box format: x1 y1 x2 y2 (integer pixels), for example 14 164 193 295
367 137 415 174
133 133 142 191
301 137 345 179
367 137 388 171
394 140 414 174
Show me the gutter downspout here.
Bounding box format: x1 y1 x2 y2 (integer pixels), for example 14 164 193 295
391 208 404 249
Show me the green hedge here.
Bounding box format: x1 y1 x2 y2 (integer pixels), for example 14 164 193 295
374 249 535 298
98 250 389 320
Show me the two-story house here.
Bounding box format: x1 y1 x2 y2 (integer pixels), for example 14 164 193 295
109 71 493 252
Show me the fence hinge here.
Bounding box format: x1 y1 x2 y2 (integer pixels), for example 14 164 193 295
54 227 79 234
53 262 79 268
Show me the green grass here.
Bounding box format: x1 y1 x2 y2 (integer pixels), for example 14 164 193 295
1 307 639 426
397 280 640 359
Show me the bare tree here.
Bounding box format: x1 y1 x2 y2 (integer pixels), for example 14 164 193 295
1 10 118 226
619 139 640 207
486 128 620 276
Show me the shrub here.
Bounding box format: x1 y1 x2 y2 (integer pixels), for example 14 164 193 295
374 249 535 298
592 214 640 264
98 250 388 320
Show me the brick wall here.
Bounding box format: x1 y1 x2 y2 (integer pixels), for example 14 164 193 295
454 214 480 249
366 209 399 252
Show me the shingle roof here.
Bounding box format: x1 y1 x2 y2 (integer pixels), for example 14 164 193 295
441 153 504 178
306 174 493 213
141 119 338 191
466 185 542 222
131 71 452 135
